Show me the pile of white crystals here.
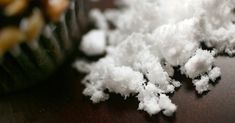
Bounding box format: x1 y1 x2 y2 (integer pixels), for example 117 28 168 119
74 0 235 116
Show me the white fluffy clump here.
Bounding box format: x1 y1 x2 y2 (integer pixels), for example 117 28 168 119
75 0 235 116
184 49 214 78
193 76 210 94
209 67 221 82
80 29 106 56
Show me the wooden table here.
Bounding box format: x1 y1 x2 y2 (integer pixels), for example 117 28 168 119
0 0 235 123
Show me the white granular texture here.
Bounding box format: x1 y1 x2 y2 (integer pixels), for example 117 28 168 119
74 0 235 116
209 67 221 82
193 75 210 94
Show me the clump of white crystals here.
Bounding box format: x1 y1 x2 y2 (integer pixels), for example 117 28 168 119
75 0 235 116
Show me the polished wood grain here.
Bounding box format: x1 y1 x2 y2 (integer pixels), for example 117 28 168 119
0 0 235 123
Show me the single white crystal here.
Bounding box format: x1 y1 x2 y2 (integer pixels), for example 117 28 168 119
184 49 214 78
80 29 106 56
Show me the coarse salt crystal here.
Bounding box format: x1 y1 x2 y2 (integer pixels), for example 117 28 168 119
209 67 221 82
80 29 106 56
184 49 214 78
193 76 210 94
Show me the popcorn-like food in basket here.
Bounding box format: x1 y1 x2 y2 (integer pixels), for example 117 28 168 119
0 0 69 55
0 0 87 93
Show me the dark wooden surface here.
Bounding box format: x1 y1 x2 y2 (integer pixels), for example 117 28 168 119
1 1 235 123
